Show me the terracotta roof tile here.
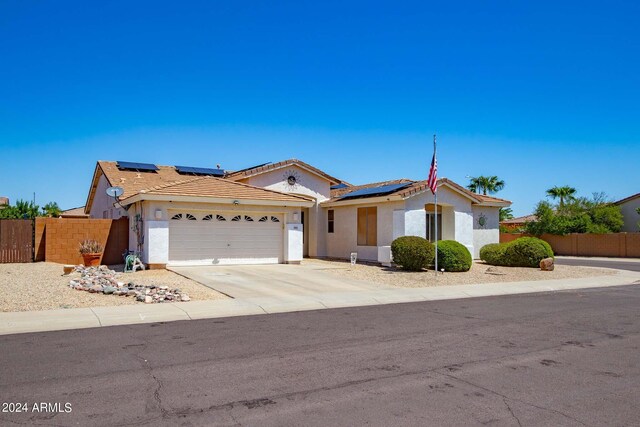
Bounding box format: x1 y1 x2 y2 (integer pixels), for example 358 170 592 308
227 158 346 185
325 177 511 205
121 176 310 203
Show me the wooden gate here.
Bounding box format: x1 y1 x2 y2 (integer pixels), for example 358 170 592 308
0 219 34 263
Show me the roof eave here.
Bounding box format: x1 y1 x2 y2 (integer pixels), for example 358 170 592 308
231 160 343 185
121 193 315 208
84 162 111 215
321 194 403 207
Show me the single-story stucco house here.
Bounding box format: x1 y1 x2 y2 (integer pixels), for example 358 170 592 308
614 192 640 232
84 159 511 268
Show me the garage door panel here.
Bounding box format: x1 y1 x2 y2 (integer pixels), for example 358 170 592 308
168 213 283 265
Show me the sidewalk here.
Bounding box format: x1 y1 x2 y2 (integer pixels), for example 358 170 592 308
1 269 639 336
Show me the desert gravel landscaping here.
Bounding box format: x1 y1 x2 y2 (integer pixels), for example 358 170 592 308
304 258 616 288
0 262 227 312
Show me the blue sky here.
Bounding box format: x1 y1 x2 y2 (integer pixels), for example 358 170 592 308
1 1 638 216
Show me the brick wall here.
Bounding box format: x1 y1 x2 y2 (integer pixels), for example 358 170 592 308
41 217 129 265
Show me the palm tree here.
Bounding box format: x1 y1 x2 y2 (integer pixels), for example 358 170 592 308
546 186 577 207
467 176 505 195
499 207 514 222
42 202 61 218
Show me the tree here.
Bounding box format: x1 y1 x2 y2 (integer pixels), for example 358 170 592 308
0 199 40 219
499 207 514 222
467 176 505 195
546 186 577 208
525 192 623 235
42 202 61 218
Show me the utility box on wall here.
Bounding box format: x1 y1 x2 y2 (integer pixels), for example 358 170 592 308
284 223 303 263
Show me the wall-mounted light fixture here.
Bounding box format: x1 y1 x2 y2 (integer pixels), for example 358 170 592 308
155 209 162 220
292 212 299 222
233 200 240 205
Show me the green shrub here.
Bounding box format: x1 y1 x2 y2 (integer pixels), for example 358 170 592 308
503 237 554 267
479 243 506 266
391 236 435 271
436 240 472 272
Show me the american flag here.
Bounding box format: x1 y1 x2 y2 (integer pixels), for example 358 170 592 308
427 152 437 194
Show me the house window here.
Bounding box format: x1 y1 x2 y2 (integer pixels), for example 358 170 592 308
328 209 335 233
357 207 377 246
426 213 442 242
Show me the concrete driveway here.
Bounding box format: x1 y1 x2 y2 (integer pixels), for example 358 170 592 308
170 263 389 299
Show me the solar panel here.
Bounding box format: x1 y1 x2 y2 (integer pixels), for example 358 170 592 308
116 161 159 172
339 182 414 200
330 183 349 190
175 165 225 177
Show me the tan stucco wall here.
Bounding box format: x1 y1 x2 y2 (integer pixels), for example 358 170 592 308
240 165 332 257
89 174 126 219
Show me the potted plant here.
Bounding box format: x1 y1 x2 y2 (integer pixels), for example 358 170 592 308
79 239 104 267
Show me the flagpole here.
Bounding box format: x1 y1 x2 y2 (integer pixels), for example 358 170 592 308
433 134 438 276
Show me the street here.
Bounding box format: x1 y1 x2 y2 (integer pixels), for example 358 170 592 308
1 283 639 426
555 256 640 272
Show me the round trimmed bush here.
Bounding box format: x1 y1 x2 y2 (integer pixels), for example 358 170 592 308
436 240 472 272
391 236 435 271
479 243 506 266
503 237 554 267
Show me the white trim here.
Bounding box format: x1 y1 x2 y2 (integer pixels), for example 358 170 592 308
121 193 314 207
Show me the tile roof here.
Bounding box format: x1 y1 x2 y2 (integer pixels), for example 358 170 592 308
227 158 346 185
500 214 537 224
61 206 89 217
324 177 511 205
86 161 313 212
120 176 311 203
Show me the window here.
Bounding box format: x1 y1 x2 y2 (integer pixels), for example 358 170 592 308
186 214 197 221
244 215 254 222
426 213 442 243
357 207 377 246
203 214 213 221
216 215 226 221
270 216 280 222
259 216 268 222
171 213 183 220
327 209 335 233
231 215 241 221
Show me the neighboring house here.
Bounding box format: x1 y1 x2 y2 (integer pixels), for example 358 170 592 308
0 197 8 207
84 159 511 268
614 193 640 232
500 214 537 232
60 206 90 218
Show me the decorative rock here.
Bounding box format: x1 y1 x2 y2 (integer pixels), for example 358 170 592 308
485 266 506 276
540 257 555 271
103 286 116 294
180 294 191 302
144 296 153 304
90 284 103 293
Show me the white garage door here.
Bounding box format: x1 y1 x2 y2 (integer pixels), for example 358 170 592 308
168 212 283 266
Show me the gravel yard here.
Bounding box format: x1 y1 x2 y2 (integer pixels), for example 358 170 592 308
303 258 616 288
0 262 227 312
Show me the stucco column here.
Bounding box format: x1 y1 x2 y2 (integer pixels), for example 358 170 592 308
145 220 169 267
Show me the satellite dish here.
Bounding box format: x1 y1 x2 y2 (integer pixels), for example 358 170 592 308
106 186 124 198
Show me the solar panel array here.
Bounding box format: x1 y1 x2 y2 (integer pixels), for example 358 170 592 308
330 183 349 190
175 165 225 177
116 161 159 172
339 182 414 200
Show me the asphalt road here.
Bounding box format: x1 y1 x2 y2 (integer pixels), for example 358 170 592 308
1 284 639 426
555 257 640 272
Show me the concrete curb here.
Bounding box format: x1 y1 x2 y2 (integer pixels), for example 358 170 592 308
1 270 638 336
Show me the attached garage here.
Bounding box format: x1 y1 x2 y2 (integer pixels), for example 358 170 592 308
168 212 284 266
